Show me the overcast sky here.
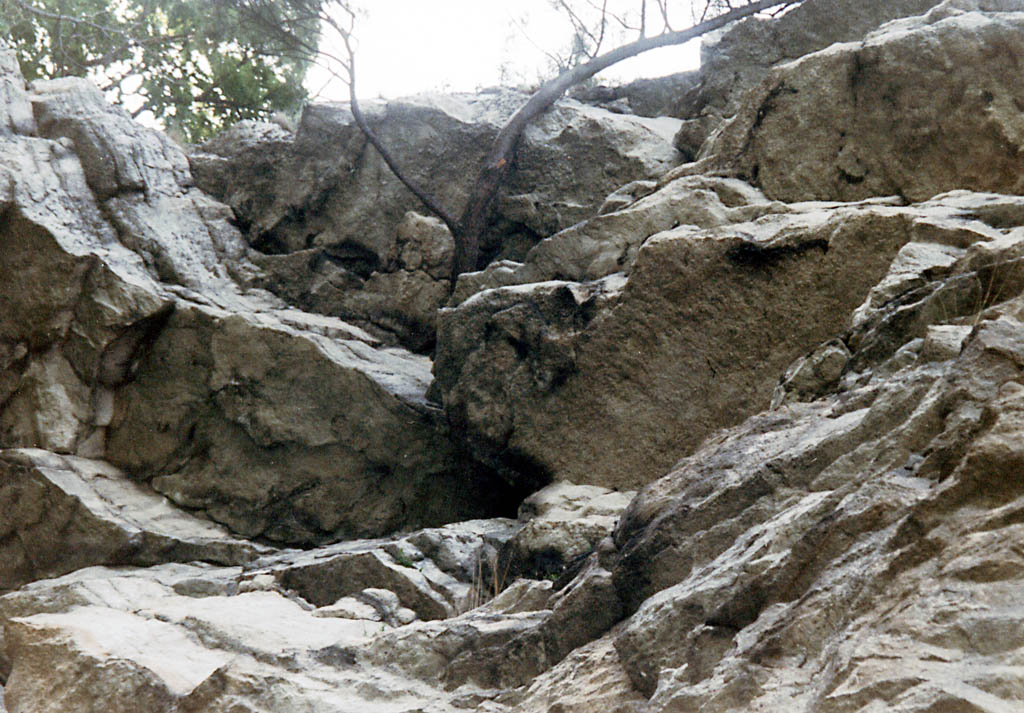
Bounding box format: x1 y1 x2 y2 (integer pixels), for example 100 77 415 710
307 0 703 100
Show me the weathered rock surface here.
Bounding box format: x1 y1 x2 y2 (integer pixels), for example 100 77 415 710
573 71 701 119
673 0 944 158
435 190 1020 491
0 517 551 713
0 449 265 590
504 481 635 580
695 2 1024 202
690 0 941 117
189 93 682 348
448 174 777 300
193 91 681 261
0 49 33 137
251 210 456 351
0 50 516 545
103 302 513 543
592 224 1024 712
7 3 1024 712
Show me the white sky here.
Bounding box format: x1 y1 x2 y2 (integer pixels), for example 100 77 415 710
307 0 704 101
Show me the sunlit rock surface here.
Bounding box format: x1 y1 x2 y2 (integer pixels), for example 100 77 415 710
434 192 1024 490
695 1 1024 201
0 52 518 546
4 2 1024 711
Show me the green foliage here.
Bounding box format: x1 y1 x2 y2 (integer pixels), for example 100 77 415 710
0 0 320 142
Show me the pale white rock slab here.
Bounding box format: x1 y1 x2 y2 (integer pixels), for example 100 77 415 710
0 449 265 590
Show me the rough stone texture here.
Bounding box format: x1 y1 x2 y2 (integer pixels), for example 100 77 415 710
7 5 1024 713
0 49 33 137
596 253 1024 712
482 629 646 713
690 0 941 117
0 522 553 713
0 57 515 546
674 0 944 156
572 70 701 118
697 4 1024 202
192 92 681 263
188 94 681 348
103 302 513 544
448 174 778 302
0 449 265 590
504 481 635 579
252 210 455 351
252 518 521 619
434 193 1015 491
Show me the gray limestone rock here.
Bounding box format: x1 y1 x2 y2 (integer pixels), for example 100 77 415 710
251 211 454 351
0 449 265 590
573 71 701 119
698 6 1024 202
103 303 514 544
0 48 34 137
188 94 681 348
6 6 1024 713
0 61 515 546
676 0 944 155
503 481 635 580
434 195 1010 491
192 92 681 265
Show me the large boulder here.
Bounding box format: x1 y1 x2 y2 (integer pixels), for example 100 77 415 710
695 3 1024 202
673 0 944 157
188 93 682 348
689 0 942 117
0 449 265 590
102 303 513 544
193 91 682 261
0 53 515 545
572 71 701 118
433 188 1018 491
595 206 1024 711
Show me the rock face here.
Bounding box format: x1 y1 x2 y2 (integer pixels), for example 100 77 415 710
573 71 701 118
697 1 1024 201
597 195 1024 711
0 449 265 590
6 2 1024 713
432 1 1024 492
0 55 517 546
434 191 1018 490
671 0 945 158
188 92 682 349
689 0 942 117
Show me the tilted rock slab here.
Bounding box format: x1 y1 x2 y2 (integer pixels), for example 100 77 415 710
0 449 265 590
696 3 1024 202
433 189 1018 491
0 51 513 544
485 191 1024 712
0 518 551 713
103 302 513 543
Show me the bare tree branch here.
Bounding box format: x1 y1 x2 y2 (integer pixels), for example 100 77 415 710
452 0 804 280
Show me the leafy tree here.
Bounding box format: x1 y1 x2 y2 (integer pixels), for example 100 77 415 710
0 0 319 141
